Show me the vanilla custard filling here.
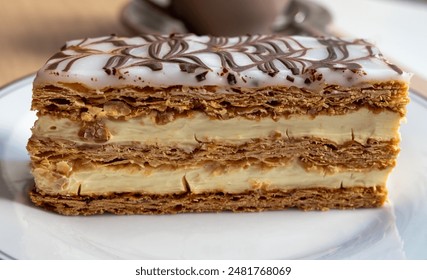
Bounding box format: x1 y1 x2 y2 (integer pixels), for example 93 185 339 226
34 108 402 150
33 162 392 196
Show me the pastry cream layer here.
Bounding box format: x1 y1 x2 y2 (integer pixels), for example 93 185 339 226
33 162 392 196
34 108 402 150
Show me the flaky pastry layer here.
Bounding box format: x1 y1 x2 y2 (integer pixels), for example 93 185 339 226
32 82 409 122
29 186 388 215
28 136 399 171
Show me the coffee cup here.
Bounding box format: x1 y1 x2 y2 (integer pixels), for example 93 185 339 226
140 0 291 36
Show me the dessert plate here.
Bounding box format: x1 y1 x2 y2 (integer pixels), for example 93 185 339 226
1 75 426 260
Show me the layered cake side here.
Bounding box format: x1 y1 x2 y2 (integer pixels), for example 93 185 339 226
27 34 411 215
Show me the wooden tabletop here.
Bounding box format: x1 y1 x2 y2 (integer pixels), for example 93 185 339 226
0 0 132 86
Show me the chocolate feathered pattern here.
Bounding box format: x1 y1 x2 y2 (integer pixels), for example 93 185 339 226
46 34 403 85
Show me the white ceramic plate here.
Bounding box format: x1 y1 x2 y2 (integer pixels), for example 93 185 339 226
1 75 426 260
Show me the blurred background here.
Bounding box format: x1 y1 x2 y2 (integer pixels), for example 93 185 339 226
1 0 427 87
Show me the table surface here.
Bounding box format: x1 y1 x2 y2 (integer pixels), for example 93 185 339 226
1 0 427 88
0 0 131 86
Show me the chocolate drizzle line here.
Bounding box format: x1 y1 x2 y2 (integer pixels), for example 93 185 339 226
45 34 405 84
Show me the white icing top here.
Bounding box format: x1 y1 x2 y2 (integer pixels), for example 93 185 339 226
34 34 411 90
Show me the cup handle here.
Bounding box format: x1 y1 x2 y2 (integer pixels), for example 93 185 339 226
139 0 179 19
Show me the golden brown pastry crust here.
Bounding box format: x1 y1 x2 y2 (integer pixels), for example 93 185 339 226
27 136 399 171
29 185 387 216
32 81 409 122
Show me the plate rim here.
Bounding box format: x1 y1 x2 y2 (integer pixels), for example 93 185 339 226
0 74 35 100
